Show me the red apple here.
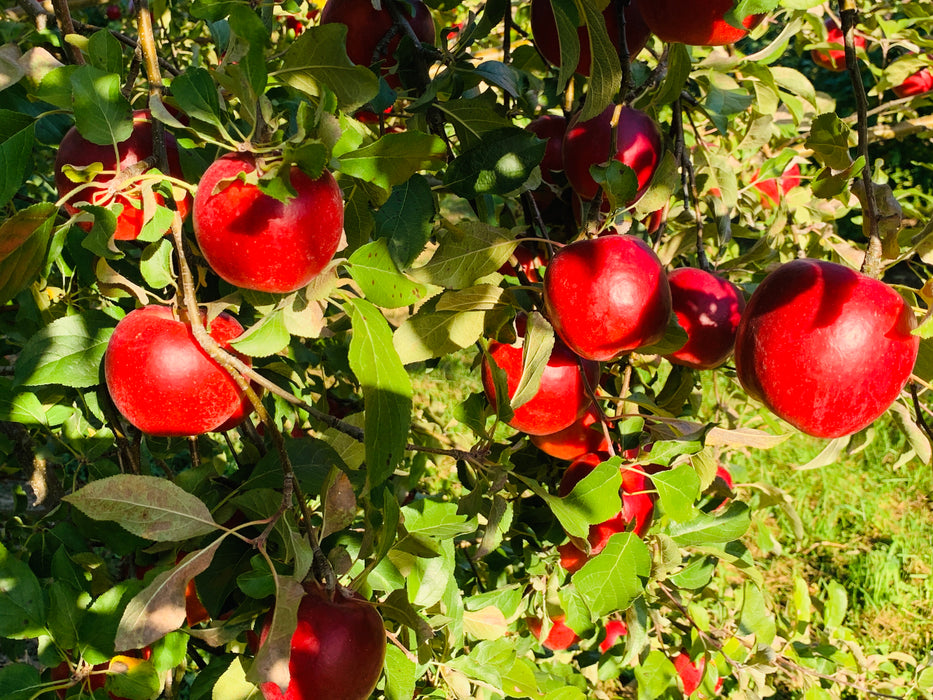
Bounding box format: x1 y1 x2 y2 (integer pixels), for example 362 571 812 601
481 329 599 436
557 453 656 573
599 619 628 653
811 17 866 72
193 153 344 294
105 4 122 20
673 650 723 696
662 267 746 370
497 243 546 283
543 234 672 362
752 162 801 209
526 114 568 185
259 583 386 700
104 306 250 437
893 67 933 98
707 464 734 513
320 0 435 89
638 0 764 46
531 0 651 76
526 615 580 651
54 110 190 241
562 105 662 204
734 259 919 438
530 404 610 460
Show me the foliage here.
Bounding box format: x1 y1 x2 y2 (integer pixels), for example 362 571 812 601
0 0 932 698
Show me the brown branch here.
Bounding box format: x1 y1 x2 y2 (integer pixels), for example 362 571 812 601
50 0 86 65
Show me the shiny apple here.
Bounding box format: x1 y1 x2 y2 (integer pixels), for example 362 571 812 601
638 0 764 46
734 259 919 438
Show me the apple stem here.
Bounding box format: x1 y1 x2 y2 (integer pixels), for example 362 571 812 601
837 0 882 278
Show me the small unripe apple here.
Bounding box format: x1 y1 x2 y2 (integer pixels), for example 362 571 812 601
531 0 651 76
562 105 662 204
481 329 599 436
260 583 386 700
734 259 918 438
193 153 344 294
663 267 746 370
320 0 435 89
638 0 764 46
104 306 250 437
544 234 672 362
54 110 190 241
811 16 866 72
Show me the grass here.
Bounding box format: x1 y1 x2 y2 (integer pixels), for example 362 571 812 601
724 404 933 656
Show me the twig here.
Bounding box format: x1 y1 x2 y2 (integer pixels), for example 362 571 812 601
910 383 933 448
50 0 85 65
837 0 881 278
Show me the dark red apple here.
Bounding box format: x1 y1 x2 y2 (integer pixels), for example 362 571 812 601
562 105 662 203
662 267 746 370
599 619 628 653
105 4 122 20
526 615 580 651
893 67 933 98
497 243 546 283
811 16 866 72
531 0 651 76
260 583 386 700
557 453 656 574
734 259 919 438
481 330 599 436
193 153 344 294
543 234 672 362
526 114 568 185
104 306 250 437
320 0 435 89
638 0 764 46
752 162 801 209
54 110 190 241
530 403 610 460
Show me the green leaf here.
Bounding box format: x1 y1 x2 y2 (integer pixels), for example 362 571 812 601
0 202 56 305
435 98 515 150
651 463 700 522
64 475 220 542
139 238 176 289
509 312 554 411
805 112 853 171
0 542 46 639
116 539 224 650
172 67 225 129
574 0 620 122
823 579 848 628
14 309 115 389
527 458 622 540
443 127 546 198
408 219 518 289
215 656 266 700
384 644 417 700
339 131 447 193
401 499 476 540
87 28 124 76
393 305 486 365
738 582 776 645
229 308 291 357
668 501 751 546
278 24 380 112
651 42 692 107
0 664 43 700
347 239 438 309
373 174 436 269
572 532 651 618
633 649 677 700
724 0 781 30
549 0 581 92
346 298 413 489
668 555 718 590
70 65 133 145
0 111 35 210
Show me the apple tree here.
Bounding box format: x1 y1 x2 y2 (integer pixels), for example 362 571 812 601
0 0 932 698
